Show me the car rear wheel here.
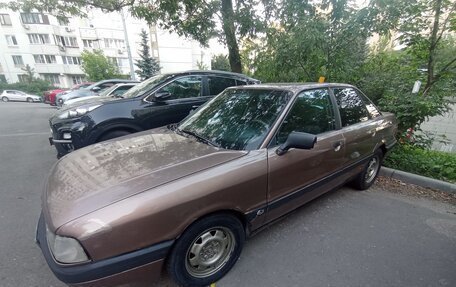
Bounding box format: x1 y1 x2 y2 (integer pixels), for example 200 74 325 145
98 130 131 142
167 214 245 287
27 97 34 103
352 149 383 190
2 96 8 102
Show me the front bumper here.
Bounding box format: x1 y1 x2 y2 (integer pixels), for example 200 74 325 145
35 214 173 286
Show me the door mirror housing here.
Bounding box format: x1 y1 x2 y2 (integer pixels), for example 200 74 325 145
153 91 171 101
276 131 317 156
91 86 101 92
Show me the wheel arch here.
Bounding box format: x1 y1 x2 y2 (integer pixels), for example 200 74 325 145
92 122 143 143
173 209 248 243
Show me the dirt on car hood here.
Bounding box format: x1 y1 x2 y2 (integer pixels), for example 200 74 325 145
43 128 246 230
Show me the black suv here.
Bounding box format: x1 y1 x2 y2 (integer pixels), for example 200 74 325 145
49 70 260 157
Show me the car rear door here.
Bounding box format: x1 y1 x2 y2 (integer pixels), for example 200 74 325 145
139 75 206 129
331 87 379 168
265 88 346 224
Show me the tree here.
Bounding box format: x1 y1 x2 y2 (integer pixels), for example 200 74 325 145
20 64 36 83
252 0 370 83
211 54 230 71
365 0 456 139
80 50 121 81
135 29 160 81
1 0 267 73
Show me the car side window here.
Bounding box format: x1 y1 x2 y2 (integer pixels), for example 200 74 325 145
157 76 202 99
98 83 115 90
208 76 236 96
236 79 247 86
356 90 381 118
333 87 369 127
276 88 336 145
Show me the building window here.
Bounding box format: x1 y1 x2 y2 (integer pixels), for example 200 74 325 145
20 13 49 24
0 75 7 83
5 35 18 46
42 74 60 85
17 74 28 82
71 75 85 85
12 55 24 67
55 35 78 47
28 34 51 44
33 54 57 64
104 38 125 49
62 56 82 65
0 14 12 26
82 39 99 48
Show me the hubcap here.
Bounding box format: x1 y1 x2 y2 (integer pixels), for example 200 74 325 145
185 227 235 278
365 156 379 183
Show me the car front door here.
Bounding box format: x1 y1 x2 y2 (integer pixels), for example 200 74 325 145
139 75 206 129
265 88 346 223
7 91 21 101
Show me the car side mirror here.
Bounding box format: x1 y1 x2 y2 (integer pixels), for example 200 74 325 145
153 91 171 101
91 86 101 92
276 131 317 156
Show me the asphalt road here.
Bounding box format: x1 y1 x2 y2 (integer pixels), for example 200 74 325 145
0 102 455 287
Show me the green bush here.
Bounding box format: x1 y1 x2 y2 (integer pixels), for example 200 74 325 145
384 144 456 183
0 80 55 97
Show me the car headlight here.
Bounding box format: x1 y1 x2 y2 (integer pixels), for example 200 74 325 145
58 105 101 119
46 226 89 264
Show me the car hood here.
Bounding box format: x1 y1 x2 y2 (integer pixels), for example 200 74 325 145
44 128 246 230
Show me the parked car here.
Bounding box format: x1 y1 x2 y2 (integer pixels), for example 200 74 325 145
1 90 41 102
37 83 397 287
71 82 93 90
62 83 137 107
56 79 139 107
49 70 260 157
44 89 67 106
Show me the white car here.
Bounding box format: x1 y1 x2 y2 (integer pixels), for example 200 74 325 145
1 90 42 103
62 83 137 107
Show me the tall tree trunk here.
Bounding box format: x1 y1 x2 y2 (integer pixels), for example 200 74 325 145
221 0 242 73
424 0 442 94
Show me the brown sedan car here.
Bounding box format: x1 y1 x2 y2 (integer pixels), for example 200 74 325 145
36 83 397 287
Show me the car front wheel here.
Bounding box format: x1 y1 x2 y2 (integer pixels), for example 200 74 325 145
352 149 383 190
27 97 34 103
2 96 8 102
167 214 245 287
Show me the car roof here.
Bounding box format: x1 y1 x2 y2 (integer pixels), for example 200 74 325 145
163 70 259 82
228 82 356 93
96 79 140 84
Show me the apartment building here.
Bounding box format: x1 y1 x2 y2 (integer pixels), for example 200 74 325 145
0 8 211 88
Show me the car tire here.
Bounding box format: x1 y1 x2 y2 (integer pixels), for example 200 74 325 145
166 213 245 287
2 96 8 102
26 97 34 103
351 149 383 190
98 130 131 142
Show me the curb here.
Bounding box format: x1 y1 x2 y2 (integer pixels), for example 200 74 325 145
379 166 456 194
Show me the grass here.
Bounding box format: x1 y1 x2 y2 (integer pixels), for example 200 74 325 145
383 144 456 183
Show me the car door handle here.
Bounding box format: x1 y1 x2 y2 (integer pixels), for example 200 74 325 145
333 141 343 152
191 105 200 109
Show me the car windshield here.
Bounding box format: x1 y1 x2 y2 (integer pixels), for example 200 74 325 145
121 74 173 98
178 88 292 150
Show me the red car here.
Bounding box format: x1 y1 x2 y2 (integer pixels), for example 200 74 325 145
43 89 66 106
44 83 93 106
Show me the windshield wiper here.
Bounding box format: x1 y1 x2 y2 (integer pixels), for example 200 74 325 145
179 128 220 148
